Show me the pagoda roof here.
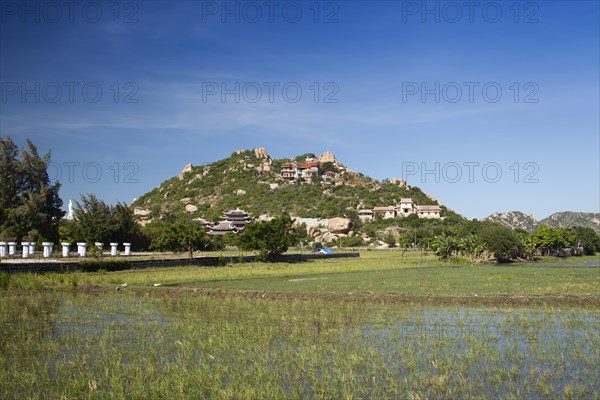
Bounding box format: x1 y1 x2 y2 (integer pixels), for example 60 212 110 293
208 221 238 232
226 218 251 224
224 209 249 216
207 230 237 236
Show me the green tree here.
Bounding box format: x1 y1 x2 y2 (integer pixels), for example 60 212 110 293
534 226 578 255
520 234 537 261
149 220 209 258
0 136 64 243
479 224 520 262
571 226 600 255
69 194 146 248
291 222 310 251
238 215 295 261
383 232 397 248
72 194 113 244
431 233 458 260
321 162 338 173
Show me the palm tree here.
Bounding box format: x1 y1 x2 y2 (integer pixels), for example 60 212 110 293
431 233 457 260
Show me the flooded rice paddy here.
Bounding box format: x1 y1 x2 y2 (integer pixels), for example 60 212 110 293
1 291 598 399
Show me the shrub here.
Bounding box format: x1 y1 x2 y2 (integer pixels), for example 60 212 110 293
77 260 134 272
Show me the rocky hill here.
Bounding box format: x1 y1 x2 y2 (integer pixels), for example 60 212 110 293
485 211 600 233
132 148 457 225
539 212 600 232
485 211 538 232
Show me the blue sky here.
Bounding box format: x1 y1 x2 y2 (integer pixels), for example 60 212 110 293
1 0 598 220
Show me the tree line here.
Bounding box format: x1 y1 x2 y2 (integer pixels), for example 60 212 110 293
430 224 599 262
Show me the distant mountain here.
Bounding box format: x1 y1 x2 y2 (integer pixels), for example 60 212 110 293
485 211 600 233
539 212 600 232
131 148 458 224
485 211 538 232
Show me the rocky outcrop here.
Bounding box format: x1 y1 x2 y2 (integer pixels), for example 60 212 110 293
389 178 407 187
182 163 193 174
259 161 272 173
254 147 269 159
177 163 194 180
293 217 329 230
328 217 352 234
319 151 337 164
134 207 151 217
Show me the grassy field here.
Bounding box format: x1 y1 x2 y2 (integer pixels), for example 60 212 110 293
1 251 599 398
4 251 598 303
174 264 599 297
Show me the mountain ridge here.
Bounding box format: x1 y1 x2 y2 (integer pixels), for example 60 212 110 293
485 211 600 233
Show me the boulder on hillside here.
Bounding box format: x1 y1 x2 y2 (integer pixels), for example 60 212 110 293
328 217 353 234
182 163 193 174
177 163 194 180
185 204 198 213
321 232 339 243
134 207 151 217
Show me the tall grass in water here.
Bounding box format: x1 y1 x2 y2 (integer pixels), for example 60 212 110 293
1 290 598 399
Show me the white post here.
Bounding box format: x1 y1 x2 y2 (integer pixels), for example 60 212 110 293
62 243 70 257
95 242 103 256
110 243 118 256
0 242 6 257
123 243 131 256
29 242 36 256
42 242 53 258
77 242 87 257
8 242 16 255
21 242 30 258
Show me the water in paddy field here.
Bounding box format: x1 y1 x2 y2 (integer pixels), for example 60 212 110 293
352 307 599 397
518 259 600 268
4 293 599 398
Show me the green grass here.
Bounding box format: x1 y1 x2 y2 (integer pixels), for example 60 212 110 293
175 264 599 297
5 250 437 289
5 251 597 302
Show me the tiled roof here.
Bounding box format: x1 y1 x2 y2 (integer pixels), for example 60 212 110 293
373 206 396 212
416 205 441 212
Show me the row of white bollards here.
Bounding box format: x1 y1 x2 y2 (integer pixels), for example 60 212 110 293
0 241 131 258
